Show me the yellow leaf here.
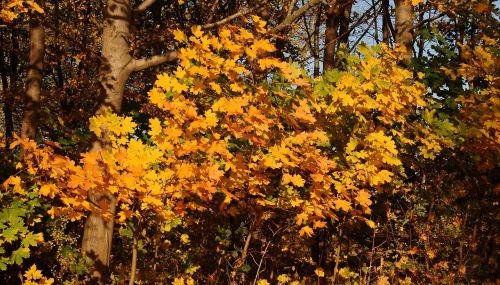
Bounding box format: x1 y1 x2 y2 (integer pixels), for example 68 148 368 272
295 212 308 225
315 268 325 277
173 29 187 42
365 219 375 228
191 25 203 38
257 280 270 285
313 220 327 229
334 199 351 211
208 164 224 181
411 0 424 6
277 274 291 284
252 39 276 53
24 265 42 280
299 226 314 237
283 173 305 187
173 277 185 285
355 190 372 207
39 184 58 198
180 234 190 244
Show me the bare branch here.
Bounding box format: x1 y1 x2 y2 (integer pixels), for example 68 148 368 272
270 0 324 34
202 4 264 30
413 13 444 30
128 51 179 72
134 0 158 13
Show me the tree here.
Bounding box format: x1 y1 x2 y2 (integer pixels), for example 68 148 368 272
394 0 413 61
21 2 44 140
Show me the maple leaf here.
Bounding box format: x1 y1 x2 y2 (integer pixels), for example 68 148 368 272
3 175 25 194
292 100 316 123
173 29 187 42
24 265 43 280
370 170 393 185
295 212 308 225
252 39 276 53
355 190 372 207
39 184 58 198
299 226 314 237
334 199 352 211
283 173 305 187
191 25 203 38
313 220 327 229
208 164 224 181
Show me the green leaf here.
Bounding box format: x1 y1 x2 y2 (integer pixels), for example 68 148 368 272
11 247 30 265
2 227 19 243
21 232 38 247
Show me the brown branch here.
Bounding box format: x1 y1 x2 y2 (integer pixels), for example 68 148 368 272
270 0 324 34
201 3 264 30
134 0 158 13
413 13 444 30
286 0 299 17
128 51 179 72
128 236 138 285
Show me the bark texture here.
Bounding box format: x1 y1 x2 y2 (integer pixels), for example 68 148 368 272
21 14 44 139
382 0 391 45
323 0 352 71
324 1 340 71
395 0 414 61
0 30 13 140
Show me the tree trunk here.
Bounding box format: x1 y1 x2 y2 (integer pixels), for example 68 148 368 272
0 30 12 141
323 1 340 71
21 12 45 139
382 0 391 45
313 6 321 77
6 28 19 141
81 0 133 283
335 1 353 68
395 0 413 62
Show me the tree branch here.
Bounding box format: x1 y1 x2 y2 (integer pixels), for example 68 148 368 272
128 51 178 72
413 13 444 30
202 3 264 30
134 0 158 13
270 0 324 34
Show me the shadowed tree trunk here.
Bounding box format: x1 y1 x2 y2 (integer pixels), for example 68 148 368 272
335 0 353 68
6 28 19 142
0 30 13 141
323 0 351 71
313 6 321 77
382 0 391 45
21 11 45 140
323 1 340 71
395 0 413 61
